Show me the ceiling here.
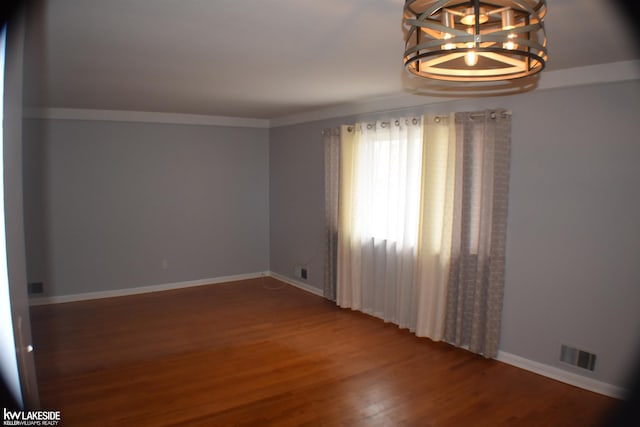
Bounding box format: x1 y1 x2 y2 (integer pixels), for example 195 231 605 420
21 0 640 120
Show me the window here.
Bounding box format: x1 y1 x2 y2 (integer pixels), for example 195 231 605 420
349 120 423 249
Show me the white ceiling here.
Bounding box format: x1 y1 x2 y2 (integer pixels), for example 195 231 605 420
22 0 639 120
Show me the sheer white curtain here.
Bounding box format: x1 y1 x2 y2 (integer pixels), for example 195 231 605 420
337 118 425 330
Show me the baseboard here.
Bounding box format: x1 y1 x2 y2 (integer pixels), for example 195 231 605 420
28 272 269 306
266 271 324 297
496 351 627 399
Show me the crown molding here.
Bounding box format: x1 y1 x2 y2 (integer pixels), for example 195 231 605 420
538 59 640 91
23 108 271 129
24 61 639 129
270 60 640 127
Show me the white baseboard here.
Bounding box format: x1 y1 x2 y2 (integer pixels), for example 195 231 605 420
496 351 627 399
28 272 269 306
265 271 324 297
28 271 324 305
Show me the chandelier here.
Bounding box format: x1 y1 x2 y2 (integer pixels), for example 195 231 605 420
403 0 548 82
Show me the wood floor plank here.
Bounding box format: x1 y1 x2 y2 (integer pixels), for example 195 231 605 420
30 277 618 426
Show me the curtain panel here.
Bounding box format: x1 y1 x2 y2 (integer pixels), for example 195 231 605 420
415 114 457 341
323 127 342 301
322 126 347 301
336 119 424 330
444 111 512 357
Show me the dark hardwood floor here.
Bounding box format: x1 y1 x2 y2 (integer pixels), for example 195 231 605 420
30 277 619 426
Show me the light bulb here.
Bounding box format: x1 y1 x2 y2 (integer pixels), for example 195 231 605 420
460 7 489 26
441 9 455 50
502 9 517 50
465 49 478 66
442 33 455 50
504 40 516 50
503 33 517 50
465 27 478 66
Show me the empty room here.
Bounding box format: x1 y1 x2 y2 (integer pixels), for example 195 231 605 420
2 1 640 426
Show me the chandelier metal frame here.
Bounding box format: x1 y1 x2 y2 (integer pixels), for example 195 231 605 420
403 0 548 82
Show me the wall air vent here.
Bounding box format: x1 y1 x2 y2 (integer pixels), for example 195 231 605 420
560 344 596 371
294 266 308 281
28 282 44 295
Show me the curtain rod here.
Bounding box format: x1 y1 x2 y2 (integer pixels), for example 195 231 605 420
322 109 510 135
469 110 511 119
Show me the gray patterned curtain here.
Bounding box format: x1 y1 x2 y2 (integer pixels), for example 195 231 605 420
323 127 341 301
444 110 512 358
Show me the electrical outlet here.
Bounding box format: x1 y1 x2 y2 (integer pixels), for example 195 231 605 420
162 259 168 270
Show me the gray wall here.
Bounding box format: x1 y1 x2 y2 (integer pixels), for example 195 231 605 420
23 119 270 297
500 81 640 389
269 121 327 284
268 80 640 389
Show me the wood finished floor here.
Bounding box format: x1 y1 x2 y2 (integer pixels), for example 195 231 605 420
31 277 618 426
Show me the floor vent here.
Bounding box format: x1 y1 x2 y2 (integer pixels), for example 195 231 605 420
560 344 596 371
